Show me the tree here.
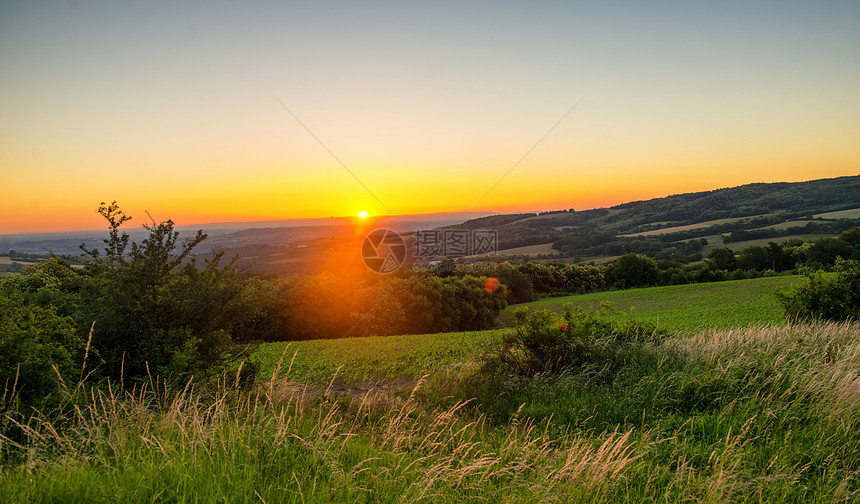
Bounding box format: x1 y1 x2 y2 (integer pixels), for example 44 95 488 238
737 246 768 271
606 254 661 288
496 263 534 303
706 248 737 272
78 202 257 384
776 259 860 321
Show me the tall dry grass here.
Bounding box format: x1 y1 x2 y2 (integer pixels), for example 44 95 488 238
0 321 858 502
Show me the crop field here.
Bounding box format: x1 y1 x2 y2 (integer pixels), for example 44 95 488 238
255 276 803 387
618 216 759 237
0 257 35 265
255 329 505 386
700 233 836 253
500 276 803 332
751 219 818 230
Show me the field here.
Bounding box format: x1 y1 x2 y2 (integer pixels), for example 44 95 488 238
496 242 559 256
618 216 756 237
751 219 818 230
815 207 860 219
254 276 803 388
254 329 505 386
5 275 860 503
500 275 804 332
0 257 35 265
700 233 836 254
4 320 858 503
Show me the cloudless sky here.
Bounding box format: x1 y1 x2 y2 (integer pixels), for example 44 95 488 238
1 0 858 233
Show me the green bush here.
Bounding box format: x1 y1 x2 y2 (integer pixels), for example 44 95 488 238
458 304 665 420
776 259 860 321
77 202 259 384
0 295 83 407
489 304 662 377
0 257 82 316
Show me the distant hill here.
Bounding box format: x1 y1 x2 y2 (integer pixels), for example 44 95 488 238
450 175 860 253
2 176 857 273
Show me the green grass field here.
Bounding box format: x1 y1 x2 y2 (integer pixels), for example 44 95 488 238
254 329 505 387
815 207 860 219
254 276 803 387
6 320 858 503
6 274 860 502
8 276 860 504
500 275 804 332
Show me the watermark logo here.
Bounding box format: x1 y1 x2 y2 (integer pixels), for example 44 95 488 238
362 228 499 274
361 229 407 274
414 229 498 258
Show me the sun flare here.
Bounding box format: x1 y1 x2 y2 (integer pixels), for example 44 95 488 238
358 211 369 219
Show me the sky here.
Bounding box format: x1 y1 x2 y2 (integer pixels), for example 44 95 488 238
1 0 858 234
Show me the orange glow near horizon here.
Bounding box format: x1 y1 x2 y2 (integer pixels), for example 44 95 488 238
2 164 859 234
2 3 859 235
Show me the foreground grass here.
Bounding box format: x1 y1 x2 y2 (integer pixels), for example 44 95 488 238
500 275 804 332
2 321 858 502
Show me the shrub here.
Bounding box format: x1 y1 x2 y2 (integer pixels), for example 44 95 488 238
776 259 860 321
0 295 83 407
0 257 82 316
77 202 259 384
489 304 662 377
454 304 665 421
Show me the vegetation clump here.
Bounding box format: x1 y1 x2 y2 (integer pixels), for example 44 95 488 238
777 259 860 322
489 304 661 377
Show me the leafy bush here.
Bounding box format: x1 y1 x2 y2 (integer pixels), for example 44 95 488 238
776 259 860 321
457 304 665 420
0 257 83 316
0 295 83 406
77 202 259 384
489 304 662 377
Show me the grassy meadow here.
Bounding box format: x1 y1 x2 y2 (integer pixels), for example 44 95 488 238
253 276 803 389
500 275 805 332
3 276 859 503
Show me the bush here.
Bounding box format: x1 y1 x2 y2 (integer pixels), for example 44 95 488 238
0 295 83 407
488 304 662 377
776 259 860 321
0 257 83 316
453 304 665 421
78 202 259 384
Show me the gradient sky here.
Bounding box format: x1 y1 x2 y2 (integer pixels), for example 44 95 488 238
2 0 858 233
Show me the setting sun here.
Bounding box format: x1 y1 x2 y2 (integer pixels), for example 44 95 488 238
358 211 369 219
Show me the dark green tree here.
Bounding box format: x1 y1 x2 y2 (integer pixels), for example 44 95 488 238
706 248 737 272
78 202 257 384
607 254 661 288
776 259 860 321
